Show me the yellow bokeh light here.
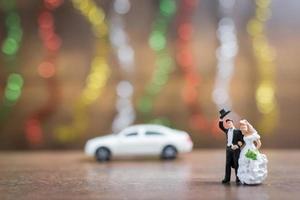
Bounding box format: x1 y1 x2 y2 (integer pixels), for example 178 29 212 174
248 0 279 134
247 19 263 36
256 0 271 8
54 0 110 142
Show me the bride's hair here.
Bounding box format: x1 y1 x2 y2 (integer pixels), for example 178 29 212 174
240 119 257 135
246 120 257 135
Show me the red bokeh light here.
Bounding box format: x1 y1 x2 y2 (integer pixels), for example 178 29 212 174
38 61 56 78
46 35 62 51
45 0 64 10
25 119 43 146
38 11 54 28
178 23 193 40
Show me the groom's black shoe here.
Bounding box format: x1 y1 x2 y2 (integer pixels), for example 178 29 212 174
236 179 242 185
222 179 230 184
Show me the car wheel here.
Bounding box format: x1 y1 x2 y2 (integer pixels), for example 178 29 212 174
161 145 177 160
95 147 111 162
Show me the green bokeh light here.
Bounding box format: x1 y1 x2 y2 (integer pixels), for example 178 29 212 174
8 27 23 42
138 0 177 122
160 0 176 16
4 73 24 103
157 55 173 69
138 97 153 114
7 73 24 90
2 38 18 55
0 0 24 115
6 12 20 26
4 89 21 101
146 84 160 95
149 31 166 51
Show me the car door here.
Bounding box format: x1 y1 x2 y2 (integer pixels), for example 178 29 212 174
116 127 145 156
141 128 166 155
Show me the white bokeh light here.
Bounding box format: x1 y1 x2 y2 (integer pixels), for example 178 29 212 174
110 0 136 133
212 0 238 114
114 0 130 15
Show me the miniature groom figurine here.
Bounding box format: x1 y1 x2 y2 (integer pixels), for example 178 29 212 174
218 109 244 185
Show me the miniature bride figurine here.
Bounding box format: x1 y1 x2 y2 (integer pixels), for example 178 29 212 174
237 119 268 185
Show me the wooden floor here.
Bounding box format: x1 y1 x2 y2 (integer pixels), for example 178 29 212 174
0 150 299 200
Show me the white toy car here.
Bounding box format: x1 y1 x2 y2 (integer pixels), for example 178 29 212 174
84 124 193 161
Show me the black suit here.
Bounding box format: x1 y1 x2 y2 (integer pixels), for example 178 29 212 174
219 120 244 182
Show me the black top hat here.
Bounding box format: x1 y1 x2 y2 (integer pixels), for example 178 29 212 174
219 109 231 119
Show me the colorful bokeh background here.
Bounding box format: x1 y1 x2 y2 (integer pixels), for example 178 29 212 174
0 0 299 149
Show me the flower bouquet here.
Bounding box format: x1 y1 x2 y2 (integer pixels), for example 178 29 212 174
245 149 258 160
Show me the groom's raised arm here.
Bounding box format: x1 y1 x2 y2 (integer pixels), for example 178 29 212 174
218 119 228 133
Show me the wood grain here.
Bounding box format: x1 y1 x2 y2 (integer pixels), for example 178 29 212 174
0 150 299 200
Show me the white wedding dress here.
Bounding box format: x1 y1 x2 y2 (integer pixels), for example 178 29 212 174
237 132 268 184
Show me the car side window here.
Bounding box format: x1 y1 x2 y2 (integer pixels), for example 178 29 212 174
125 132 138 137
145 131 164 136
